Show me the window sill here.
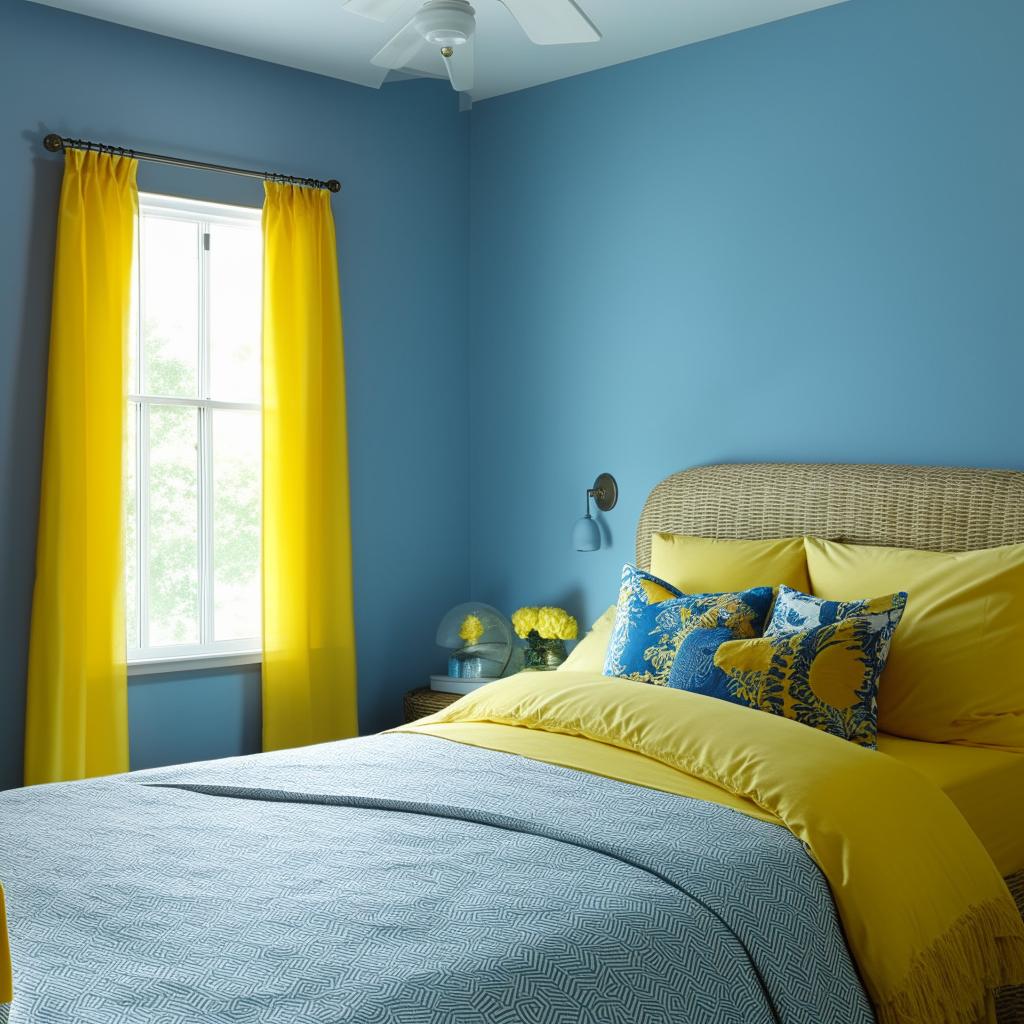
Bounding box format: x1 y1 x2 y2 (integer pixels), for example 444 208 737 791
127 650 262 677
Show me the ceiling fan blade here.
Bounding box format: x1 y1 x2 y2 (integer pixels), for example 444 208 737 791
499 0 600 45
342 0 415 22
371 20 426 70
442 39 474 93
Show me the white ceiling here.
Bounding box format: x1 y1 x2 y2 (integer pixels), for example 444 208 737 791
27 0 849 102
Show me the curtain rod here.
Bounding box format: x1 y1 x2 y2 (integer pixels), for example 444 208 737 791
42 133 341 193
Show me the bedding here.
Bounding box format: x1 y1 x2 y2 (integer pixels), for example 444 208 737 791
422 720 1024 881
0 731 873 1024
603 563 773 683
407 674 1024 1024
650 533 810 593
691 584 907 747
805 537 1024 749
765 583 906 643
3 680 1022 1024
879 734 1024 878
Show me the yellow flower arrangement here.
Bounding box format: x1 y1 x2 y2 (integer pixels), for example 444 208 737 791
512 606 578 641
459 614 485 647
511 607 538 639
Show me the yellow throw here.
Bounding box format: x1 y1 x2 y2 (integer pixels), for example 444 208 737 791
261 182 358 751
25 149 136 785
402 673 1024 1024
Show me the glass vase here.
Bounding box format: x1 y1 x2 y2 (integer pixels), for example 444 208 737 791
523 635 567 671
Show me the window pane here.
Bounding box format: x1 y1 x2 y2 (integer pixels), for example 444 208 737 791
148 405 199 646
209 221 262 403
125 402 138 650
213 409 261 641
141 216 199 397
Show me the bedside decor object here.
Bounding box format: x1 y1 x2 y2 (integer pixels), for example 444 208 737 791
431 602 514 694
573 472 618 552
513 606 579 670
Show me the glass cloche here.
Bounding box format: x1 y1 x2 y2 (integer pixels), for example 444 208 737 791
432 602 515 694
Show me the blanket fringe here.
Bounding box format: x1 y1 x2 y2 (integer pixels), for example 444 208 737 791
878 898 1024 1024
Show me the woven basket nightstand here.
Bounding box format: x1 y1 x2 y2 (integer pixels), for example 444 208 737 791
403 687 464 723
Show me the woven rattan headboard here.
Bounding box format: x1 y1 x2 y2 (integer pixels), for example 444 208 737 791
635 463 1024 570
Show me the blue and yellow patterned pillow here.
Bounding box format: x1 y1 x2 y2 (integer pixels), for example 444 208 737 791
666 601 772 696
765 584 904 645
684 586 908 748
603 564 774 685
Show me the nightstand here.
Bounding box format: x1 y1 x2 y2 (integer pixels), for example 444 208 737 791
403 687 463 723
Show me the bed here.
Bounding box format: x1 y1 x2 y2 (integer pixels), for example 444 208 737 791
1 462 1023 1024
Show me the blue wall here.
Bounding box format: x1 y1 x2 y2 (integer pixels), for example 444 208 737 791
5 0 1024 788
0 0 470 788
467 0 1024 629
128 667 262 772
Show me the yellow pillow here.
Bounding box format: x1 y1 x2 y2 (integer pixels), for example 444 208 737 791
805 537 1024 750
651 534 810 594
558 606 616 673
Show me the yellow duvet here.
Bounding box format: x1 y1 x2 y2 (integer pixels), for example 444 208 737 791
402 672 1024 1024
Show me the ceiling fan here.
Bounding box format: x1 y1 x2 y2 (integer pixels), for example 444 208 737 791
341 0 602 94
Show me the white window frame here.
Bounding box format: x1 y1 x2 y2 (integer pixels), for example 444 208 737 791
128 193 262 676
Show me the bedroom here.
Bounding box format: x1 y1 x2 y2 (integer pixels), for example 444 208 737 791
1 0 1022 1020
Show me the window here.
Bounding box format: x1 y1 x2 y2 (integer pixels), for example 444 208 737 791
126 194 262 672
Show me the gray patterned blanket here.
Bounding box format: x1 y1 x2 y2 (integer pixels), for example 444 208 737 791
0 734 872 1023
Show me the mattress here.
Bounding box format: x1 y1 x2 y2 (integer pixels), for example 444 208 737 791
878 734 1024 877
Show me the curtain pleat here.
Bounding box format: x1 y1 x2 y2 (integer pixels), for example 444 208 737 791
24 149 137 785
261 182 358 750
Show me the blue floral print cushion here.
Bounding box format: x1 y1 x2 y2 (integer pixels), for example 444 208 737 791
684 586 908 748
765 584 902 642
603 564 774 685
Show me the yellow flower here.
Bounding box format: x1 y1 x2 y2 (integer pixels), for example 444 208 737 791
459 614 484 646
514 606 578 640
535 607 557 639
556 610 579 641
512 607 539 639
533 607 579 640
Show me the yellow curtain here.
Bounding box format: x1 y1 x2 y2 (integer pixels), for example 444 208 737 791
24 149 137 786
261 182 358 750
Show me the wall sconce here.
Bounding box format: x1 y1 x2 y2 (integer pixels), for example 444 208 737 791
573 473 618 552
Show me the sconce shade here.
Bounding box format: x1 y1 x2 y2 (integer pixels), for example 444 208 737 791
573 514 601 552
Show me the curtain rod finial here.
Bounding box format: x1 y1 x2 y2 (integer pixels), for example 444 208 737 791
43 133 64 153
327 179 341 193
